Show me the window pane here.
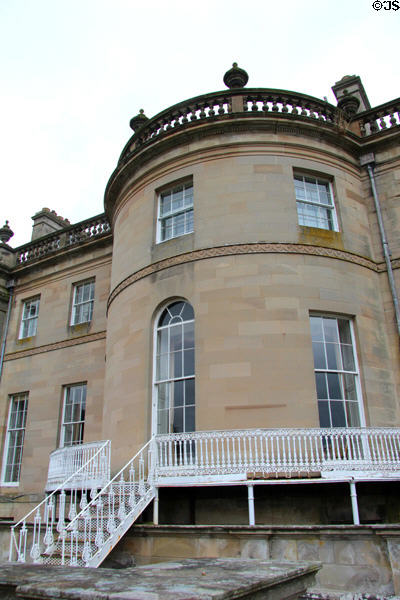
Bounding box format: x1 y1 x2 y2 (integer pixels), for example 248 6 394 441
312 341 326 370
318 400 330 427
182 303 194 321
346 401 361 427
326 342 342 370
323 319 338 343
171 187 184 212
159 308 170 327
330 401 346 427
172 351 183 378
186 209 194 233
160 193 171 216
338 319 352 344
185 405 195 432
157 354 168 381
184 186 193 207
341 344 355 371
184 349 195 376
173 213 185 237
172 407 184 433
327 373 342 400
170 324 182 351
184 321 195 349
158 383 169 410
157 409 169 434
310 317 323 342
185 379 195 406
173 380 184 407
169 302 185 317
343 373 357 400
315 373 328 399
158 328 169 355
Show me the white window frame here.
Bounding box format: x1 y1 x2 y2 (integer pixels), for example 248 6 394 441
1 393 29 485
310 315 365 428
157 182 194 243
152 301 195 436
294 173 339 231
19 297 40 339
60 383 86 447
70 281 95 325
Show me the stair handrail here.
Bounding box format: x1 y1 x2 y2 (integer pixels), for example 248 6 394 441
64 437 155 535
9 440 111 561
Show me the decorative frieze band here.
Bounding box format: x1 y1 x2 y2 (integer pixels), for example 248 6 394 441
107 243 380 312
4 331 106 361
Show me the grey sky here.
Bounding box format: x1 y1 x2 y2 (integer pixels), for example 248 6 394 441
1 0 398 246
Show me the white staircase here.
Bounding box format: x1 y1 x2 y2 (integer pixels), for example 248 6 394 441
9 439 155 567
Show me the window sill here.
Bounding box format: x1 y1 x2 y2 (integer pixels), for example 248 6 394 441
298 226 344 250
16 336 36 347
0 482 20 487
152 232 194 263
69 322 92 335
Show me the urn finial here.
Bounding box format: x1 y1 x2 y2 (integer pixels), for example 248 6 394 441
223 63 249 89
0 220 14 244
130 109 149 132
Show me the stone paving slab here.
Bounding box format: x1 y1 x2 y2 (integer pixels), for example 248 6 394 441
0 558 320 599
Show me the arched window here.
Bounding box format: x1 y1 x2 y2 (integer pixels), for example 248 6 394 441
154 301 195 434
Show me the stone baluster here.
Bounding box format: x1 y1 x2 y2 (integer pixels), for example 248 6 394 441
271 95 279 112
378 111 388 129
281 96 289 114
290 99 300 115
217 98 226 115
208 101 215 117
198 102 207 119
389 109 399 127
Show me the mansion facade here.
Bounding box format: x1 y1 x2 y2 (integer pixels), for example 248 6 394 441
0 65 400 584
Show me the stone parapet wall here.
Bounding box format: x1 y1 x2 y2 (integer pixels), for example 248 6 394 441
121 524 400 597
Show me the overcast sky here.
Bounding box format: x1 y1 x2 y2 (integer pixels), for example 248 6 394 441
0 0 398 246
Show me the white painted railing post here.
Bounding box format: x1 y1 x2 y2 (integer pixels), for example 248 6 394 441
153 488 159 525
349 480 360 525
247 484 255 526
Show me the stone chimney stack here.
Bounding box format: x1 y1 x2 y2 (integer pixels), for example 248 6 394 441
31 208 70 241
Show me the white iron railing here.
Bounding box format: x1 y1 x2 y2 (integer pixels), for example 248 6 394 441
46 438 155 567
9 428 400 568
9 440 111 564
46 441 111 491
154 428 400 479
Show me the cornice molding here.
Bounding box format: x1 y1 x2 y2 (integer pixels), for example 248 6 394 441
107 243 381 312
4 331 106 361
105 116 361 218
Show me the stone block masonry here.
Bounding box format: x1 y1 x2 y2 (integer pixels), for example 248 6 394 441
0 559 319 599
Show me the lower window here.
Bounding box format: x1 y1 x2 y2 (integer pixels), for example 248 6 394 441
154 301 195 434
1 393 29 484
60 384 86 446
310 316 362 428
